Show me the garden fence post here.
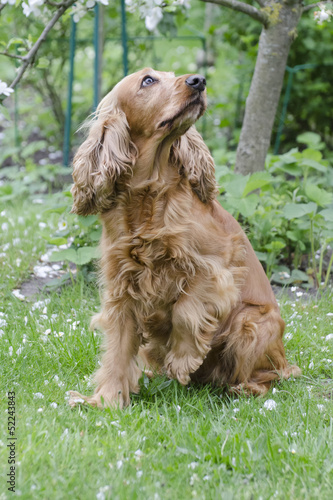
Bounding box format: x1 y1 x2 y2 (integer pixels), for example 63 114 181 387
120 0 128 76
63 16 77 167
94 3 101 110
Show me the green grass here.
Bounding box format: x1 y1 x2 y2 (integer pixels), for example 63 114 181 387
1 199 333 500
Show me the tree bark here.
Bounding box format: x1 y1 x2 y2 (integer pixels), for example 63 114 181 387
235 0 303 174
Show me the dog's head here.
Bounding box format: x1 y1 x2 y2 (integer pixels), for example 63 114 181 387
71 68 216 215
114 68 207 140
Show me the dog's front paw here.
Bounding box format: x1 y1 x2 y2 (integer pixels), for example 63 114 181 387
165 351 204 386
68 387 129 409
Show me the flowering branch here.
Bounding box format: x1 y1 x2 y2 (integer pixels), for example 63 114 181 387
0 51 24 60
200 0 269 25
303 1 331 12
9 0 77 91
44 0 69 6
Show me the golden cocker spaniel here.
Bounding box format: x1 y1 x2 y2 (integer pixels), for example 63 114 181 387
69 68 300 409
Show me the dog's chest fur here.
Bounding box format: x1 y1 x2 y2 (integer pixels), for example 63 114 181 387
100 184 246 333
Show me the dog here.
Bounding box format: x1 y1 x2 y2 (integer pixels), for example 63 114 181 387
68 68 301 409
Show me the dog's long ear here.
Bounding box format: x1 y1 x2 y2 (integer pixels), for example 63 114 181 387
71 110 137 215
171 126 218 203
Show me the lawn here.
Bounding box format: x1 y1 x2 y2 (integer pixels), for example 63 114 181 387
1 199 333 500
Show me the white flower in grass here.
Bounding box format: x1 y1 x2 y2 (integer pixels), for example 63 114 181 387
37 408 43 413
50 402 58 409
325 334 333 341
16 346 23 355
136 470 143 478
0 318 7 327
96 486 110 500
309 360 314 369
263 399 277 411
134 449 144 460
1 222 8 231
12 289 25 300
188 462 199 469
326 313 333 317
190 473 199 485
116 460 123 469
58 220 68 231
33 392 44 399
0 81 14 97
32 299 51 311
60 428 69 441
9 346 13 356
317 404 325 412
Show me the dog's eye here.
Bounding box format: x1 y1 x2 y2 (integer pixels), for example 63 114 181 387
141 76 156 87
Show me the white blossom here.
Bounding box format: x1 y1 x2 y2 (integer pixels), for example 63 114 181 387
145 6 163 31
263 399 277 411
12 289 25 300
33 392 44 399
0 0 17 5
58 220 68 231
72 2 86 23
314 5 333 24
0 83 14 99
22 0 43 17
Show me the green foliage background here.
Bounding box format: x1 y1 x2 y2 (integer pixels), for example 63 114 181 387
0 1 333 286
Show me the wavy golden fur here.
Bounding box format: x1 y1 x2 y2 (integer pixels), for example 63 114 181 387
69 68 300 409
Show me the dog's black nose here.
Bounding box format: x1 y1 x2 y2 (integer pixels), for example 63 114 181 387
185 74 206 92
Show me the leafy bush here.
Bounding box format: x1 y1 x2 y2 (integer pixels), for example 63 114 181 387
216 132 333 287
1 132 332 289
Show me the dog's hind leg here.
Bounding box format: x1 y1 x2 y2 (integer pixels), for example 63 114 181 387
195 303 301 395
219 304 301 395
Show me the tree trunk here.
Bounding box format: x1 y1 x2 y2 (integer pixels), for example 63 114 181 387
235 0 303 174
